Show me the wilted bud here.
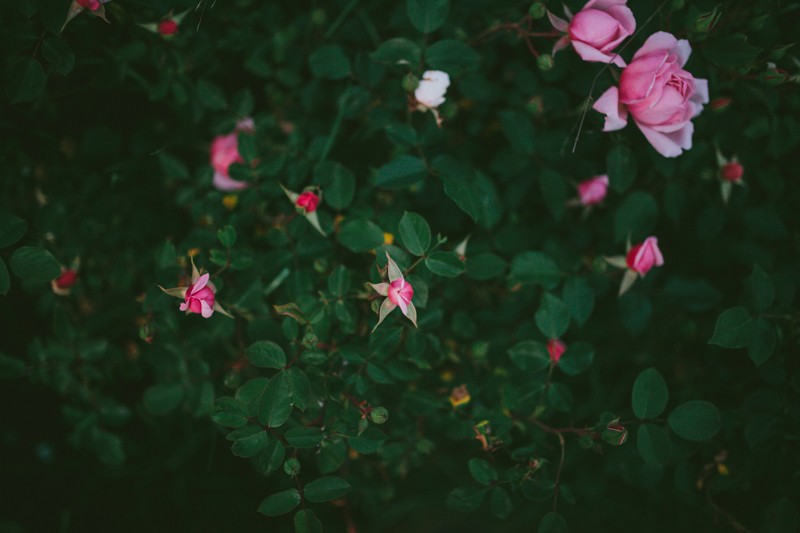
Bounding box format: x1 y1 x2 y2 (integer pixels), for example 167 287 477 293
283 458 301 476
528 2 546 19
369 406 389 424
693 6 721 33
537 54 554 71
709 97 732 112
602 423 628 446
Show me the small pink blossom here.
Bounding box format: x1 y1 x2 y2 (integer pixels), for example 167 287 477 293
77 0 100 10
593 32 709 158
296 191 320 213
209 118 254 191
548 0 636 67
547 338 567 363
369 253 418 331
159 259 232 319
626 236 664 276
158 19 178 36
577 175 609 206
721 161 744 183
51 268 78 296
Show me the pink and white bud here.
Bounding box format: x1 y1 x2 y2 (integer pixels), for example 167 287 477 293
547 338 567 363
626 236 664 276
296 191 321 213
577 175 609 206
369 252 418 331
179 273 216 318
548 0 636 67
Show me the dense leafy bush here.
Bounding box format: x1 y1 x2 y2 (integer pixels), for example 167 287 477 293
2 0 799 531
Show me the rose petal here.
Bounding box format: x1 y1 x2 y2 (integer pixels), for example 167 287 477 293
547 10 570 32
593 87 628 131
635 121 693 158
571 40 626 67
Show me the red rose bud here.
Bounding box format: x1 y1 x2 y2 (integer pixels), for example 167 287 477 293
77 0 101 11
602 423 628 446
296 191 320 213
55 269 78 289
547 338 566 364
709 97 732 112
721 161 744 183
158 19 179 36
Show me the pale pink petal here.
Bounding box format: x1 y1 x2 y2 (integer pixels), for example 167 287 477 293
605 4 636 34
571 40 626 67
213 171 249 191
593 87 628 131
179 301 189 311
547 10 570 32
552 35 571 55
369 282 390 297
588 0 629 9
396 295 408 316
692 78 709 106
200 300 214 318
635 121 693 158
633 32 689 64
191 273 210 295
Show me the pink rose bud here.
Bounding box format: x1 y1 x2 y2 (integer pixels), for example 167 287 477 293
55 269 78 289
210 132 248 191
158 19 178 36
721 161 744 183
547 338 567 363
77 0 100 10
593 32 709 157
296 191 320 213
388 278 414 310
577 175 609 206
548 0 636 68
625 236 664 276
179 273 216 318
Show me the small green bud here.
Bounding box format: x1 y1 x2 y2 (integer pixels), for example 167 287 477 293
528 2 546 19
592 256 608 273
578 433 595 449
402 73 419 93
602 423 628 446
693 6 721 33
537 54 554 71
302 329 318 349
369 406 389 424
284 457 301 476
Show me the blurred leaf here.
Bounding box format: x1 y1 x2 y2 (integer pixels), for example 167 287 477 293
375 155 427 189
7 57 46 103
303 476 351 502
309 45 351 80
338 219 384 252
246 341 287 369
258 489 301 516
10 246 60 281
637 424 671 466
535 293 570 338
426 39 479 73
407 0 449 33
709 307 752 348
398 211 432 256
468 458 497 485
631 368 668 420
510 252 561 289
668 401 721 441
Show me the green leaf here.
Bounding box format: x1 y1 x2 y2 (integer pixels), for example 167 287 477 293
338 219 384 252
347 426 386 454
10 246 61 281
256 440 285 475
385 123 418 148
521 478 554 502
446 486 488 511
42 38 75 76
0 212 27 248
704 33 762 68
668 400 721 441
285 427 324 448
637 424 671 466
607 145 637 193
709 306 752 349
490 486 513 519
538 169 567 221
258 489 301 516
245 341 287 369
535 293 570 339
371 38 421 65
466 253 506 281
328 265 352 296
425 251 465 277
407 0 449 33
231 429 269 458
316 162 355 209
217 225 237 248
309 45 351 80
508 340 550 372
547 383 573 412
7 57 46 104
196 79 227 110
40 0 70 35
499 111 536 155
303 476 351 503
539 512 567 533
747 316 777 367
0 259 10 296
375 155 427 189
510 252 561 289
563 277 594 325
631 368 669 420
468 458 497 485
614 191 658 243
749 265 774 313
558 342 594 375
294 509 323 533
211 397 249 428
426 39 479 74
143 384 184 415
286 367 312 411
398 212 431 256
259 372 293 427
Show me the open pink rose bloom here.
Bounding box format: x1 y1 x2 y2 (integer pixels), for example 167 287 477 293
593 32 709 158
369 253 418 331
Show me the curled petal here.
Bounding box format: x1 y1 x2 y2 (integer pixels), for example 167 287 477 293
571 41 626 67
191 273 210 295
213 171 249 191
385 252 404 284
636 121 693 158
633 32 691 66
369 282 390 297
200 299 214 318
372 298 397 332
593 87 628 131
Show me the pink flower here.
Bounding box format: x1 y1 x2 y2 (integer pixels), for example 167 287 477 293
577 175 609 206
721 161 743 183
51 268 78 296
547 338 567 363
296 191 320 213
369 253 418 331
158 19 178 36
625 236 664 276
548 0 636 67
77 0 100 10
593 32 709 158
209 119 254 191
159 259 232 319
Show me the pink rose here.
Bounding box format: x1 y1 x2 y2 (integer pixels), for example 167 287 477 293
548 0 636 67
577 175 609 206
51 268 78 296
180 273 216 318
158 19 178 36
296 191 320 213
77 0 100 10
547 338 567 363
721 161 743 183
209 119 254 191
625 236 664 276
593 32 709 158
369 253 418 331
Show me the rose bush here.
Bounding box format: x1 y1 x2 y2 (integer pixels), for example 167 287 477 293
1 0 799 532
